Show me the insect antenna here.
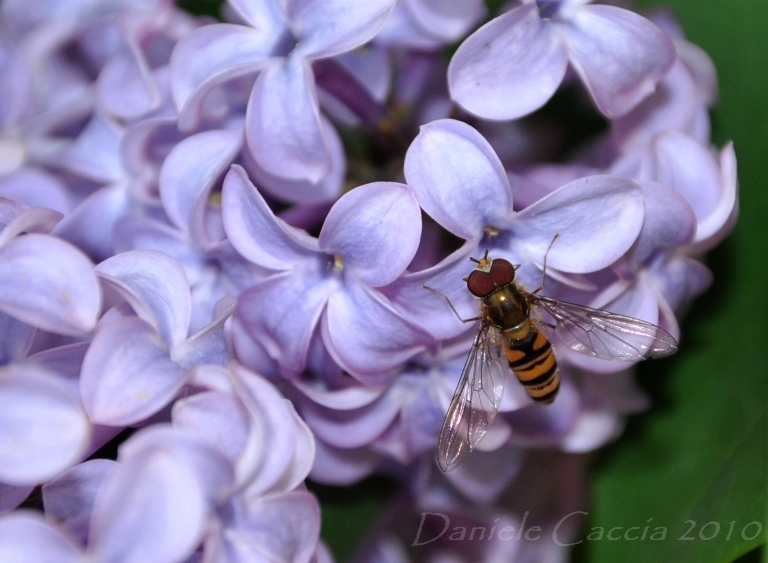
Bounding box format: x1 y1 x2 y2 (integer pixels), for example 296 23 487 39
532 233 560 294
422 285 481 323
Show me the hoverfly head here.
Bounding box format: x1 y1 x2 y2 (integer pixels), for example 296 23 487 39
466 256 516 297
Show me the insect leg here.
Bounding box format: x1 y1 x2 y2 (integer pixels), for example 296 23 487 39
423 285 481 323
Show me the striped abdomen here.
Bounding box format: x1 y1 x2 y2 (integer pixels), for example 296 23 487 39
504 320 560 404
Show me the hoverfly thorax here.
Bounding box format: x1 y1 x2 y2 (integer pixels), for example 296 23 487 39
467 257 528 330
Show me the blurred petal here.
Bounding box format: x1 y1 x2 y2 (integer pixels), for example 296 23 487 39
512 175 645 273
96 53 160 120
245 55 330 183
0 364 92 486
42 459 118 546
290 0 395 59
0 206 62 247
0 167 71 213
319 182 421 287
222 165 318 269
80 317 187 426
229 0 287 30
404 119 512 239
558 5 675 118
48 116 124 183
309 441 379 485
448 3 567 119
89 438 211 563
403 0 486 43
96 249 191 351
324 283 433 381
0 234 100 336
0 511 82 562
229 491 320 563
160 128 243 232
52 184 129 260
171 24 276 128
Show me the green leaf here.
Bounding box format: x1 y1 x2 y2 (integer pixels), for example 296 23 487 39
580 1 768 562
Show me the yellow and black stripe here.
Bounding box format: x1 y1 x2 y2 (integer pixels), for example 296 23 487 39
505 323 560 404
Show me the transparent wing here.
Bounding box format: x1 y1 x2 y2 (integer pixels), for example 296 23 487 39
530 294 678 361
437 323 508 472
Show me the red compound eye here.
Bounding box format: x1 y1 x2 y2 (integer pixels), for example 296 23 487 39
490 259 516 286
467 270 495 297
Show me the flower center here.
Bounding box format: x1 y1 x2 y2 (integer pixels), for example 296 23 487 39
332 254 344 272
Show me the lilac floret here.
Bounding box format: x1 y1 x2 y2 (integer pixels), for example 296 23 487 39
449 0 676 120
223 165 434 380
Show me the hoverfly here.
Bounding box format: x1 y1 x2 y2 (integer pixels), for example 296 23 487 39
436 250 678 472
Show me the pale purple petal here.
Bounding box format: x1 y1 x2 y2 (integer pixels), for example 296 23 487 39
557 5 676 118
301 394 401 449
80 316 188 426
323 283 433 381
221 165 319 269
319 182 421 287
172 391 250 476
0 512 82 563
96 53 161 120
0 234 101 336
42 459 118 546
48 116 124 183
245 55 331 183
232 365 315 494
118 424 235 500
244 115 344 204
642 132 738 251
404 119 512 239
96 249 192 351
228 491 320 563
448 3 568 120
511 175 645 273
0 206 62 247
292 378 384 410
290 0 395 59
384 244 478 340
228 0 287 31
0 167 72 213
632 181 695 263
160 128 244 232
560 409 620 452
174 296 236 367
52 184 130 260
403 0 486 43
309 441 380 485
88 441 210 563
0 364 92 486
171 24 277 128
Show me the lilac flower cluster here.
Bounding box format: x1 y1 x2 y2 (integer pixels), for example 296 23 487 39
0 0 737 561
